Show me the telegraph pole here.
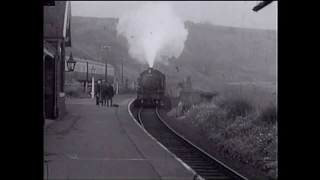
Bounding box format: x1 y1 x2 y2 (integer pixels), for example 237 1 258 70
101 45 112 83
121 58 124 85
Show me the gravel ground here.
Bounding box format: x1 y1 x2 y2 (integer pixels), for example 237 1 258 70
158 109 271 180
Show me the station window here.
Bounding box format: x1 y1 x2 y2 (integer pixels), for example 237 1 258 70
82 64 86 72
81 64 84 72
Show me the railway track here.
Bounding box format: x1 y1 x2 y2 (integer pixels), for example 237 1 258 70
136 107 248 180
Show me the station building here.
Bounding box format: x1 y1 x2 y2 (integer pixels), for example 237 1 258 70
43 1 72 121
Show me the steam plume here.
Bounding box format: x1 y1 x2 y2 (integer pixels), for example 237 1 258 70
116 2 188 68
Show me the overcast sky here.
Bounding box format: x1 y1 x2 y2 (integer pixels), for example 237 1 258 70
71 1 277 30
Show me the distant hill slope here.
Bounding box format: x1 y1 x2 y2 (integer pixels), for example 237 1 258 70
68 16 277 92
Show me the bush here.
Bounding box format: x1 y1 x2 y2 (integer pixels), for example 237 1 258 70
167 101 187 117
180 95 277 179
216 97 254 119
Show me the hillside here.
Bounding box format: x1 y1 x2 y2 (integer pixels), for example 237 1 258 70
67 16 277 92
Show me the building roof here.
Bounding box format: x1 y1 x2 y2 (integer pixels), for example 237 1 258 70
44 1 72 47
252 1 274 12
65 1 72 47
65 56 114 68
44 41 55 58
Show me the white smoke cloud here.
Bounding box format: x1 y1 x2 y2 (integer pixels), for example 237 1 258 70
116 1 188 68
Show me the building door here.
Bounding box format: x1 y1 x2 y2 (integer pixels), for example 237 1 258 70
44 55 56 119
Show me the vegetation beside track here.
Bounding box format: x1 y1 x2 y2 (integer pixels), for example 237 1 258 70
168 93 277 179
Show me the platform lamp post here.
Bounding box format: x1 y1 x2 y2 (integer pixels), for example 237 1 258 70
66 52 77 72
65 52 79 93
65 52 77 95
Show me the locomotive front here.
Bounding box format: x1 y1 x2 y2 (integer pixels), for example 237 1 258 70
135 68 166 107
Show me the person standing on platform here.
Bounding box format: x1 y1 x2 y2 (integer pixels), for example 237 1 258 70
101 82 108 106
106 83 114 107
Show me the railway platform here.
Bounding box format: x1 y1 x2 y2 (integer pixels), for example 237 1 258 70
44 94 194 179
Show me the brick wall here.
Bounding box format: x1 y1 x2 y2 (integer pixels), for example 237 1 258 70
43 1 66 37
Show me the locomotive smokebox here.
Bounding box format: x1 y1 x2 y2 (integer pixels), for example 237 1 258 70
148 68 153 74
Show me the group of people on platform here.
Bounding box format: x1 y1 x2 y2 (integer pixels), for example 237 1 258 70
95 80 115 107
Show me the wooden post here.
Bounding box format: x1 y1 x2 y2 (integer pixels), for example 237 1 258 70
91 76 95 99
86 61 88 92
61 42 66 93
121 58 124 85
43 53 46 124
54 42 60 119
105 63 108 83
116 83 119 95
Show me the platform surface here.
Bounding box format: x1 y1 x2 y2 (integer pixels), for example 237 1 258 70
44 95 194 179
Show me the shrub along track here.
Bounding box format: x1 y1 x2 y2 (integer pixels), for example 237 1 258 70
135 106 248 180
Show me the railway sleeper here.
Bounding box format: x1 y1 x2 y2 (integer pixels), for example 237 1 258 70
180 157 213 162
182 160 211 164
192 169 221 173
185 162 213 167
157 136 181 140
195 171 226 176
167 142 186 146
200 175 231 180
167 148 191 152
174 153 203 157
167 147 192 152
167 148 193 151
179 157 207 161
146 131 174 135
146 132 175 137
170 151 201 154
170 152 199 156
143 123 164 126
179 156 207 160
200 173 229 178
157 137 180 142
150 130 172 135
158 139 184 143
154 139 181 144
171 153 196 157
157 141 183 146
143 127 165 130
157 135 180 140
189 165 219 169
172 154 204 159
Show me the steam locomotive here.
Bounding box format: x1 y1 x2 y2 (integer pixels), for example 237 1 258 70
135 68 166 108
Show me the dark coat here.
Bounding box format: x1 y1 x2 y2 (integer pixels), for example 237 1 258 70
107 85 114 98
101 84 114 98
95 83 101 95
